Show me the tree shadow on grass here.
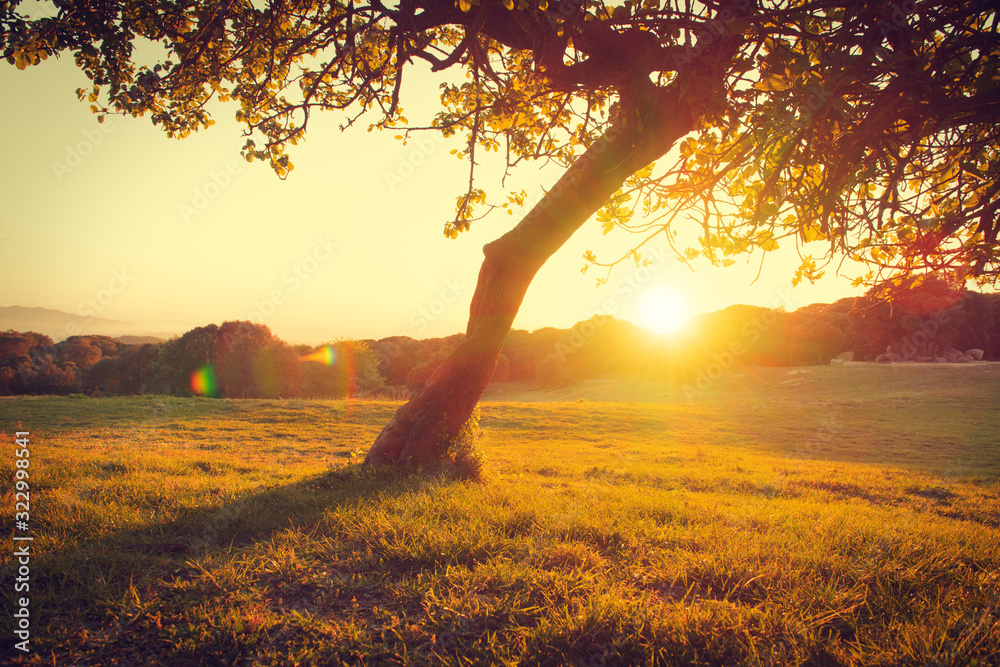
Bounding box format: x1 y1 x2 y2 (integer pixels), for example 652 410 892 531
5 463 444 665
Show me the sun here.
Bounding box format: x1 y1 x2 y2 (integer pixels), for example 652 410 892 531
639 285 689 334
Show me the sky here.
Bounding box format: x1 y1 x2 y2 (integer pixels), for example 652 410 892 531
0 47 868 345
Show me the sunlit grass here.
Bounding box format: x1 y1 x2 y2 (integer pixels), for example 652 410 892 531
1 364 999 665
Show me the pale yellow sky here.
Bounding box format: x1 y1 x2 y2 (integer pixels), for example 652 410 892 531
0 54 866 344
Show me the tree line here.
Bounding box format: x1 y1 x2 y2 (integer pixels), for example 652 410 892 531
0 321 384 398
2 283 997 398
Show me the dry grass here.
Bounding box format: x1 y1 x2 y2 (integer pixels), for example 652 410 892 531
2 363 998 665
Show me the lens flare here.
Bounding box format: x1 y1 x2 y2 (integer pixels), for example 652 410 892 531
190 364 219 397
302 344 335 365
301 343 360 397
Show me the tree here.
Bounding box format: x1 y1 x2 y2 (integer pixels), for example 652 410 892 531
788 317 846 365
846 274 990 361
252 340 304 398
54 336 107 369
0 331 53 394
151 324 220 395
5 1 998 467
0 331 53 358
214 320 278 397
301 340 385 397
85 342 160 395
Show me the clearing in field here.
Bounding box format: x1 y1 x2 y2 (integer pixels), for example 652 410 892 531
2 363 999 665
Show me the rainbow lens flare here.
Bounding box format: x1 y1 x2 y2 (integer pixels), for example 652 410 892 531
190 364 219 397
301 343 359 398
301 345 335 365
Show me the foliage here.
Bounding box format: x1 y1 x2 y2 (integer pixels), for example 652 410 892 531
150 324 220 395
0 324 387 398
847 276 997 360
213 320 279 397
302 339 386 398
3 0 998 287
0 330 53 357
251 340 304 398
404 343 455 391
85 342 161 395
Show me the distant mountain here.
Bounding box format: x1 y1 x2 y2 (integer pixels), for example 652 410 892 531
0 305 150 342
114 335 167 345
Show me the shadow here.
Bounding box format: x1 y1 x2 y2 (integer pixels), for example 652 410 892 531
50 462 425 553
2 462 439 664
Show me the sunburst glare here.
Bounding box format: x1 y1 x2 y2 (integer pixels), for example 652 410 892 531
639 286 689 335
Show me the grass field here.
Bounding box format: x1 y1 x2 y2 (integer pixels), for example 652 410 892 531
2 363 1000 665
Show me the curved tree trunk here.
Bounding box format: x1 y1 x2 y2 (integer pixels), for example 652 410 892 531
366 86 695 467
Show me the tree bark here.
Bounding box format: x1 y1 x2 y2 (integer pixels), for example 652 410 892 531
365 85 695 467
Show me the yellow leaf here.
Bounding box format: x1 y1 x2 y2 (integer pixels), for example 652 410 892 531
801 224 825 243
753 73 793 92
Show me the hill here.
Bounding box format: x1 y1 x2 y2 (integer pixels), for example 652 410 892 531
113 335 168 345
3 282 998 398
0 304 126 338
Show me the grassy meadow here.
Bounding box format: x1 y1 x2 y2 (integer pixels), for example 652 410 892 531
2 362 1000 665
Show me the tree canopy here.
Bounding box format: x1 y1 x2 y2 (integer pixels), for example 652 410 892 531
4 0 999 288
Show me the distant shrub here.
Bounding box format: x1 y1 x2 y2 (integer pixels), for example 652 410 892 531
535 352 569 387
